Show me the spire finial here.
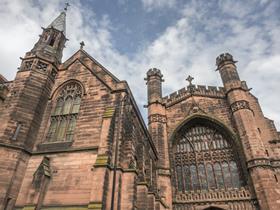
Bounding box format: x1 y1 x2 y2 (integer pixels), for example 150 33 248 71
80 41 85 49
64 2 70 12
186 75 195 94
186 75 194 86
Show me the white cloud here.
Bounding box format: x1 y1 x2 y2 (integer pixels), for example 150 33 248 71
141 0 177 11
0 0 279 130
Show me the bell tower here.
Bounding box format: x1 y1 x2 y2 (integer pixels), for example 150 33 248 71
216 53 279 210
0 9 68 209
30 10 67 63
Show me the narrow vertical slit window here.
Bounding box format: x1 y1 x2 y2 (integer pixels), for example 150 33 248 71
12 122 22 140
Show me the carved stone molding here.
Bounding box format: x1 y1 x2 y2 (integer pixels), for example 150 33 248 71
271 160 280 168
230 100 251 113
148 114 167 124
157 168 171 176
247 158 271 170
174 187 254 203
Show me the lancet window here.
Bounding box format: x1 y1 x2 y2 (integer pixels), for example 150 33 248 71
173 122 243 192
46 82 82 143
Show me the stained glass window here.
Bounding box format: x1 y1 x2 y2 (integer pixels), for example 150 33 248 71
206 163 216 189
173 123 243 192
46 82 82 142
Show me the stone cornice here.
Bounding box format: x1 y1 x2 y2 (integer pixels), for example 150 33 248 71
247 158 272 170
0 142 98 155
174 187 255 204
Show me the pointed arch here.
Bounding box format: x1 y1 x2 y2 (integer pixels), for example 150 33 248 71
50 79 86 100
169 113 248 193
46 81 83 143
169 113 237 147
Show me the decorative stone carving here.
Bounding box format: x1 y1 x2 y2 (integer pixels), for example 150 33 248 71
247 158 272 170
50 68 57 79
36 61 48 71
216 53 236 67
174 187 254 203
271 160 280 168
32 156 51 189
24 60 33 70
148 114 167 124
230 100 251 113
145 68 164 81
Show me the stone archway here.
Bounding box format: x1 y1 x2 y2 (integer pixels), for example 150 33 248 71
170 115 257 210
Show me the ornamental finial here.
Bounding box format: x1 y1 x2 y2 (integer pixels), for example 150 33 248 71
64 2 70 12
80 41 85 49
186 75 194 86
186 75 195 94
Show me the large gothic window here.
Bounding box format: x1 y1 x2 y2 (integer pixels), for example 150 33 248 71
173 122 244 193
46 82 82 143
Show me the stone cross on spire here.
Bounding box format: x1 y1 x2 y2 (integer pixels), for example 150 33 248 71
186 75 195 94
186 75 194 86
80 41 85 50
64 2 70 11
47 4 68 35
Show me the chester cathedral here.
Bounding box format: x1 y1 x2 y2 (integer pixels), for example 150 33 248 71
0 8 280 210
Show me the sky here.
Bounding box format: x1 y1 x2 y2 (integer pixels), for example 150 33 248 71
0 0 279 129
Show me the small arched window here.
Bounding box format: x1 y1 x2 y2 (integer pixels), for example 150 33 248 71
46 82 82 143
173 122 244 192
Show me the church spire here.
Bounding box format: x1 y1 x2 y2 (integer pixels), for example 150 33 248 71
28 6 69 63
47 11 66 35
47 3 69 35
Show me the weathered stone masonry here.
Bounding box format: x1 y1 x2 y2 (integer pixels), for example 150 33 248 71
0 9 279 210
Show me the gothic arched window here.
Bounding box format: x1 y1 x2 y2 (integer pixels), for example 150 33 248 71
173 122 244 192
46 82 82 143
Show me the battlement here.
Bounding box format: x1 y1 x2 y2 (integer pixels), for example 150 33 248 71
145 68 163 80
162 85 226 106
216 53 236 67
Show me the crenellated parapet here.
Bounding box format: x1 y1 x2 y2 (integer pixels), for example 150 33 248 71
145 68 164 80
162 85 226 107
145 68 164 104
216 52 237 69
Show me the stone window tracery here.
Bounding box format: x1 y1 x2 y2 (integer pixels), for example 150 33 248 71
46 82 82 143
173 123 243 193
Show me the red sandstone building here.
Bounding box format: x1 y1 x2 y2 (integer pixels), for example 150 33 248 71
0 9 279 210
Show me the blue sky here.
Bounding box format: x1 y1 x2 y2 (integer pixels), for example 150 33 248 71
0 0 280 129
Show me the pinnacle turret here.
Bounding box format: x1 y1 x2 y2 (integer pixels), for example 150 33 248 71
26 7 69 63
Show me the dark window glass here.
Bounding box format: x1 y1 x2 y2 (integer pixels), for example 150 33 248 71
54 98 63 115
206 163 216 189
222 162 232 188
190 165 199 190
173 124 243 193
214 163 224 189
177 166 182 191
230 161 241 188
198 164 207 190
184 165 191 191
46 82 82 142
